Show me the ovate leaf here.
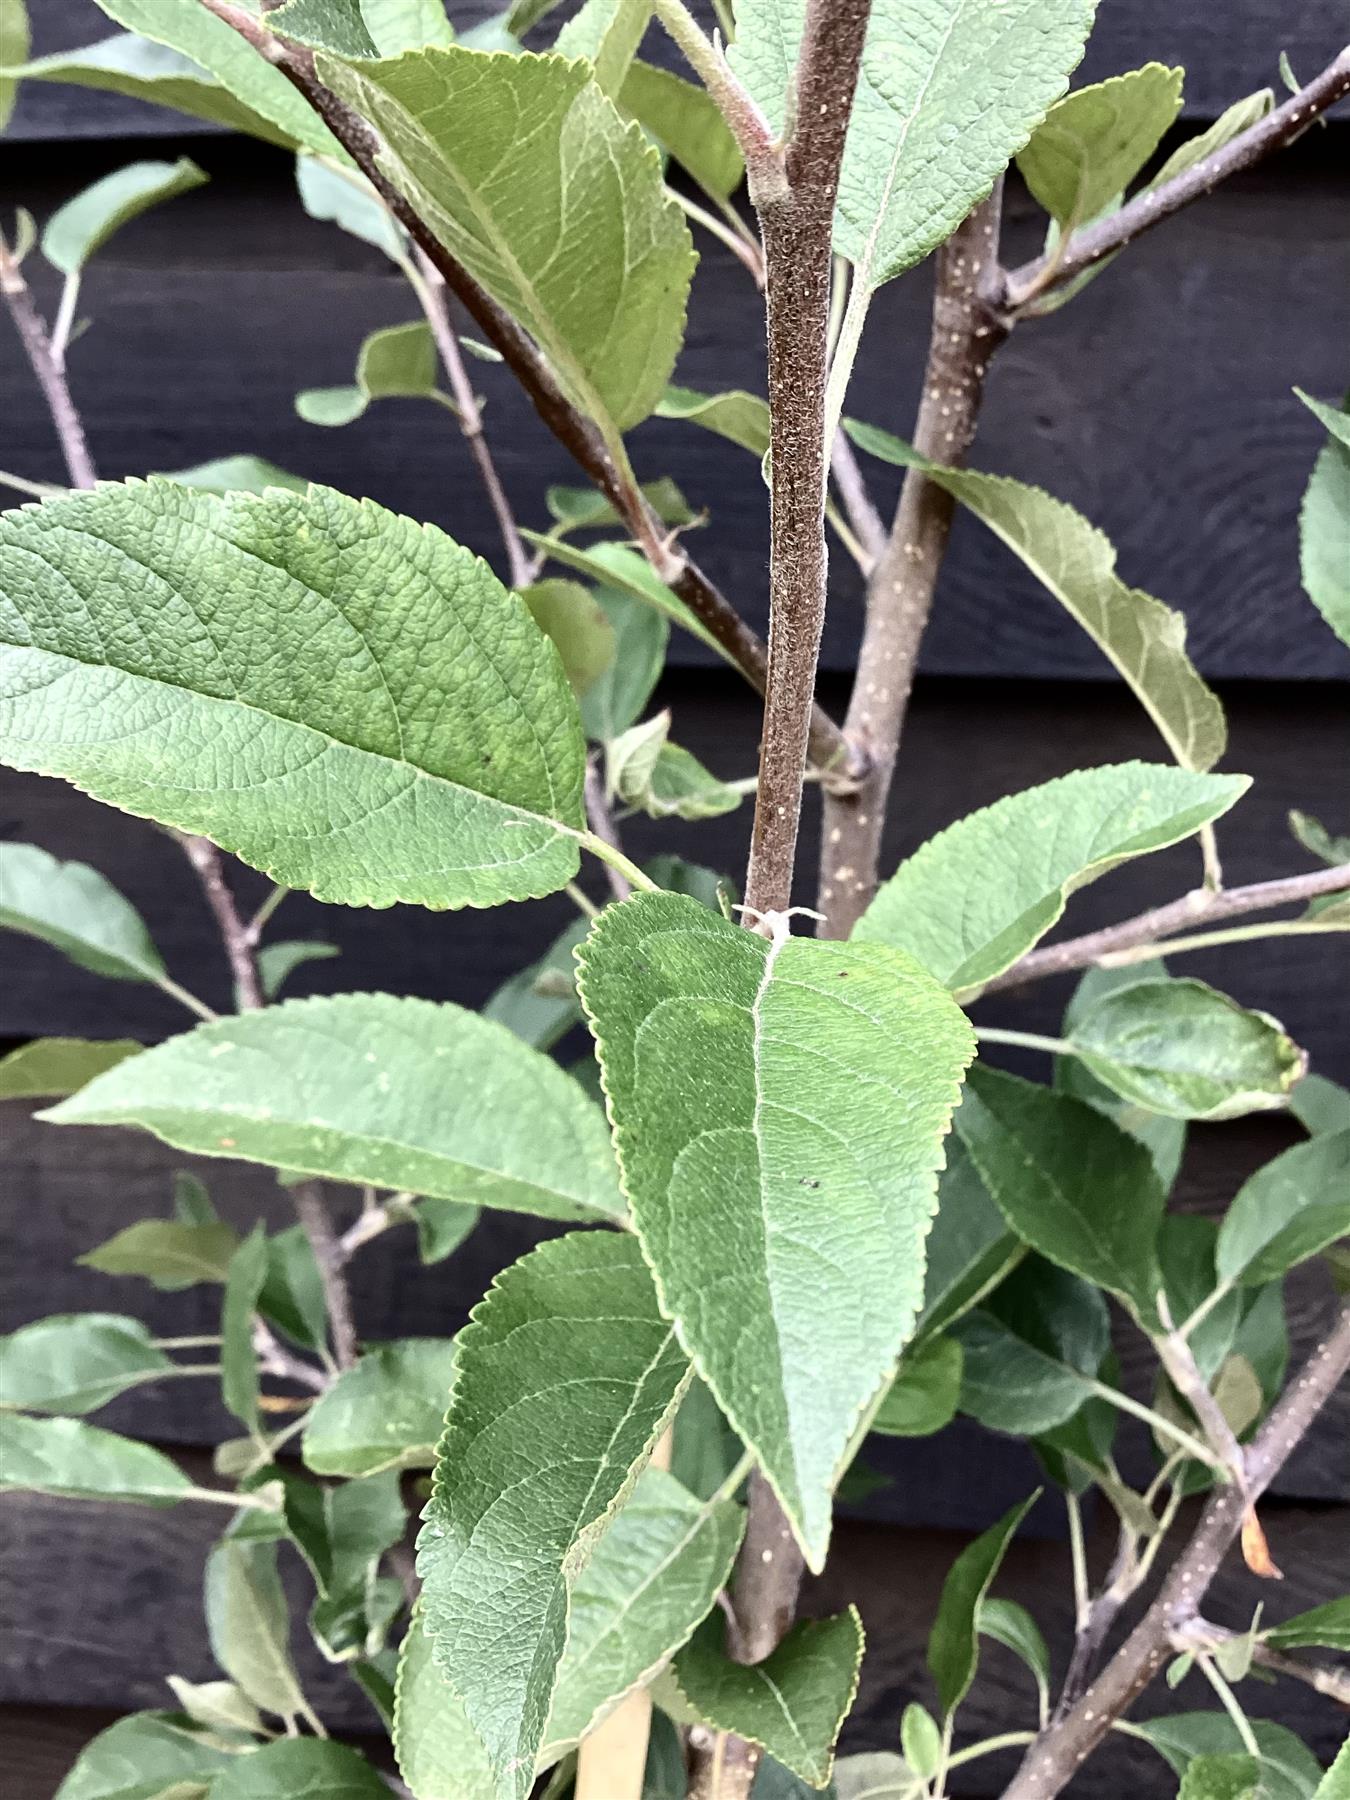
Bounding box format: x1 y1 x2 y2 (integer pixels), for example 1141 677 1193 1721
1263 1599 1350 1655
0 843 164 984
1062 977 1306 1121
730 0 1095 287
544 478 695 535
1290 1073 1350 1136
579 584 669 741
0 1413 192 1504
1289 809 1350 868
979 1598 1050 1708
79 1217 239 1289
1056 962 1187 1189
833 1754 910 1800
3 33 312 148
579 893 975 1568
539 1467 745 1757
956 1257 1110 1438
955 1066 1166 1324
1216 1130 1350 1287
67 0 338 152
208 1739 390 1798
0 1313 172 1414
270 0 455 57
0 1037 141 1100
256 939 339 1000
668 1610 864 1788
417 1231 690 1800
0 0 28 131
618 61 743 202
526 535 725 658
522 580 617 698
900 1704 941 1780
913 1138 1023 1340
303 1339 458 1476
1300 393 1350 650
607 710 742 820
483 916 589 1052
555 0 650 98
42 158 207 275
296 320 442 426
160 454 310 495
52 1712 237 1800
870 1336 963 1438
657 385 771 457
847 426 1228 772
296 154 405 259
258 1225 328 1353
1177 1754 1262 1800
1017 65 1184 226
46 993 624 1224
164 1676 266 1739
204 1539 308 1723
927 1495 1036 1716
854 763 1246 996
318 47 694 432
221 1228 268 1434
394 1604 497 1800
0 482 587 910
1134 1713 1324 1800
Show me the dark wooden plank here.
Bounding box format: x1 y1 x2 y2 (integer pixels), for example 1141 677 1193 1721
9 0 1350 140
2 142 1346 679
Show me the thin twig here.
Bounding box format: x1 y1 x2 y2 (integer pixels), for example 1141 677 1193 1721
193 0 856 781
1153 1293 1247 1485
0 233 97 490
584 757 632 904
817 187 1007 936
1004 47 1350 314
177 834 266 1011
830 428 887 571
291 1179 359 1369
981 863 1350 996
1001 1306 1350 1800
409 246 531 588
1174 1621 1350 1708
252 1318 330 1393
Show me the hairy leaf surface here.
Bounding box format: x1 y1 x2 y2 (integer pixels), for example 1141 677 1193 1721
209 1739 390 1798
0 482 587 909
417 1231 689 1800
618 62 743 201
579 893 974 1567
854 763 1246 995
47 994 624 1222
1018 64 1183 225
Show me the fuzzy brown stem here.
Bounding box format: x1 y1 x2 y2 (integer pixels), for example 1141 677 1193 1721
1002 1306 1350 1800
817 189 1006 936
981 863 1350 996
0 235 97 491
177 835 267 1012
1005 47 1350 314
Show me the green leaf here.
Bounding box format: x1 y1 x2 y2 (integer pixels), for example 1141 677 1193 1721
303 1338 458 1476
410 1198 480 1264
256 939 340 1000
832 1754 910 1800
79 1216 240 1289
668 1610 864 1788
1062 976 1306 1121
955 1065 1166 1323
258 1225 329 1351
847 426 1229 773
208 1740 390 1799
52 1712 237 1800
159 454 310 495
522 579 617 698
670 1375 742 1504
164 1676 266 1739
0 1313 172 1414
1135 1714 1324 1800
900 1703 941 1781
296 320 443 425
1313 1738 1350 1800
2 32 315 149
418 1230 689 1800
525 534 726 658
730 0 1095 287
1297 389 1350 452
0 1036 141 1100
607 710 743 820
1264 1596 1350 1655
483 916 589 1052
0 481 587 910
555 0 650 98
1018 65 1183 227
853 763 1246 996
956 1257 1109 1438
927 1495 1036 1717
204 1538 309 1723
270 0 456 57
221 1228 268 1433
545 478 695 535
1177 1755 1262 1800
0 0 28 131
296 154 405 259
1159 1215 1242 1384
1216 1130 1350 1287
1149 89 1273 190
0 1413 192 1504
871 1336 963 1438
318 47 694 434
394 1604 497 1800
42 158 207 275
1056 962 1187 1189
979 1597 1051 1704
47 993 624 1223
579 893 975 1568
295 1469 407 1661
579 584 669 741
1300 394 1350 650
0 843 164 984
1289 809 1350 868
65 0 338 152
913 1138 1023 1340
618 61 743 202
656 385 771 457
539 1466 745 1757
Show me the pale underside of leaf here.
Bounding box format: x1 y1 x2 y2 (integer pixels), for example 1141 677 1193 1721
0 480 586 910
578 894 975 1568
